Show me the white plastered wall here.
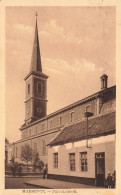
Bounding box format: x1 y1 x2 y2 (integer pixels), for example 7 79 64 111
48 134 115 179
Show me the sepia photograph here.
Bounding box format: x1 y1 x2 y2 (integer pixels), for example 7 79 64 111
5 6 116 190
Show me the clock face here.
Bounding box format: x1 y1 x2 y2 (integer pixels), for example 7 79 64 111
37 107 42 113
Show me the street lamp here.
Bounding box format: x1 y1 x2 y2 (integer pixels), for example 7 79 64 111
85 112 93 148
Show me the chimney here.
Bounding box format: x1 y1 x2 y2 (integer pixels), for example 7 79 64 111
100 74 108 90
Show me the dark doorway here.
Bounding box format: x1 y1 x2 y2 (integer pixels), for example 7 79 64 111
95 152 105 187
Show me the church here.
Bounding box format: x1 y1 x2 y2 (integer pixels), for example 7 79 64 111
8 16 116 187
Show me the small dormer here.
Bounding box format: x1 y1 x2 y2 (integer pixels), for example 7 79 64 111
101 74 108 90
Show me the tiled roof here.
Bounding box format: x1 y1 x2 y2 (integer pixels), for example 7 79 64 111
48 112 116 146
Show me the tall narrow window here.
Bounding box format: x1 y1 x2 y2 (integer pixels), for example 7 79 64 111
53 153 58 168
47 119 48 130
37 82 42 93
50 120 53 128
42 140 46 155
59 116 62 125
28 84 30 94
29 129 31 136
70 112 74 122
35 127 37 134
69 153 75 171
42 124 44 131
80 152 88 171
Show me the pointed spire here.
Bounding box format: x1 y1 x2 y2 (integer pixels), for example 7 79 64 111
31 11 42 72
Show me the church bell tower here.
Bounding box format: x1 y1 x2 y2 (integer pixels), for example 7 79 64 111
24 12 48 124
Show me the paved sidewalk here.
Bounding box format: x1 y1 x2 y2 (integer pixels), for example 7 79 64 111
25 178 99 189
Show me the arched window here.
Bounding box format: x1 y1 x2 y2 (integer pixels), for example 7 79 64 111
50 120 53 128
37 82 42 93
70 112 74 122
29 129 31 136
42 140 46 155
28 84 30 94
34 142 37 153
35 126 37 134
42 124 44 131
59 116 62 125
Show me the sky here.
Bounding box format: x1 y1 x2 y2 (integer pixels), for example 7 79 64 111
5 6 116 143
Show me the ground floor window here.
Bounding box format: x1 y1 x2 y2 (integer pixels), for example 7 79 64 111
80 152 88 171
69 153 75 171
53 153 58 168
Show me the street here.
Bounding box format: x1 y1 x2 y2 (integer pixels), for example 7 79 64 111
5 177 99 189
5 177 42 189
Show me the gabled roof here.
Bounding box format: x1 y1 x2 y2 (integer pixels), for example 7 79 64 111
48 112 116 146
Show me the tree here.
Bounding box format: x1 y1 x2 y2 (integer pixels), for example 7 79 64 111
21 144 33 168
33 151 40 171
37 160 44 171
21 144 44 172
32 151 44 172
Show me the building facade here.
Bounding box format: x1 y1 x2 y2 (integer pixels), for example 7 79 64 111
48 112 115 187
8 17 116 186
